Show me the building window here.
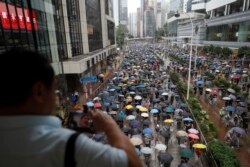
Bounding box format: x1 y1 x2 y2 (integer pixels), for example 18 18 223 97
105 0 109 15
87 60 90 68
86 0 103 52
92 57 95 66
107 20 115 45
66 0 83 57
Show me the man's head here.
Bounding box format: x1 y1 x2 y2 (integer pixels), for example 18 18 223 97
0 48 56 115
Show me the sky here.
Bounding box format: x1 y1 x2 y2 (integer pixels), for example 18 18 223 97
128 0 141 13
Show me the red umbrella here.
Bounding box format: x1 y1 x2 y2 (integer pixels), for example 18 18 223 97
188 133 199 139
231 75 240 79
94 102 102 108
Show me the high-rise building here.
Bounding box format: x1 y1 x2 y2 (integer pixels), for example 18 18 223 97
137 8 141 37
0 0 116 97
128 13 137 37
118 0 128 25
156 2 162 29
144 0 156 37
161 0 169 27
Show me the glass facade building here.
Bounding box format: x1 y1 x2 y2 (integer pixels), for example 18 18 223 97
86 0 103 52
207 21 250 42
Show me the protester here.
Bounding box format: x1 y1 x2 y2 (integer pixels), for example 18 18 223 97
0 48 142 167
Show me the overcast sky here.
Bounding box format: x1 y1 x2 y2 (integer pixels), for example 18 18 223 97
128 0 141 13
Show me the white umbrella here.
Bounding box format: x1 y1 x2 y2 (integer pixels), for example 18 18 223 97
141 147 153 154
222 97 231 101
136 105 143 109
134 95 142 100
141 113 149 118
109 111 117 115
180 144 187 148
162 92 168 96
155 144 167 151
130 137 143 146
93 97 101 101
228 94 236 100
205 88 212 92
126 115 136 120
227 88 235 94
129 91 136 95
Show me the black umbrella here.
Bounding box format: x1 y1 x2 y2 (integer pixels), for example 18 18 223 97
158 152 173 163
143 119 151 126
160 129 170 138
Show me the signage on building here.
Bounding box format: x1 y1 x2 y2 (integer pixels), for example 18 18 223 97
0 2 38 31
80 76 97 83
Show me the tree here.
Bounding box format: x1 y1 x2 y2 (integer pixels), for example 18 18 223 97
214 46 222 56
128 34 134 38
116 24 128 49
238 46 250 66
221 47 232 59
163 23 168 36
208 45 215 55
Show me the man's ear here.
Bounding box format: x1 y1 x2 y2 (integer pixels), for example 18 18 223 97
31 82 48 103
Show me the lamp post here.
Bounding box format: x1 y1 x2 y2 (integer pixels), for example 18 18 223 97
175 12 194 100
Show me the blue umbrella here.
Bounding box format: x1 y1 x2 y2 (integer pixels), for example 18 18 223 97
103 102 110 107
225 106 235 112
196 80 204 86
135 148 141 156
86 101 94 107
150 108 159 114
182 117 193 122
130 120 140 128
118 111 126 119
165 106 174 113
143 128 153 135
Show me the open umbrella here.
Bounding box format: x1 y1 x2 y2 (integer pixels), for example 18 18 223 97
143 128 153 135
141 113 149 118
164 119 174 124
182 117 193 122
222 97 231 101
228 94 236 100
126 115 136 120
155 144 167 151
176 130 188 137
231 127 246 135
180 148 193 158
193 143 206 149
109 111 117 115
141 147 153 154
150 108 159 114
139 107 148 112
130 119 140 128
162 92 168 96
130 136 143 146
94 102 102 108
125 105 134 110
158 152 173 163
225 106 235 112
227 88 235 94
188 128 199 134
143 119 151 126
86 101 94 107
188 133 199 140
134 95 142 100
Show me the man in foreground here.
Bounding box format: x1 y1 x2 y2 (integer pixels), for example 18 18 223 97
0 48 142 167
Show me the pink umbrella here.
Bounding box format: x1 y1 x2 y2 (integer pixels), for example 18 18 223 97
188 128 199 134
94 102 102 108
188 133 199 140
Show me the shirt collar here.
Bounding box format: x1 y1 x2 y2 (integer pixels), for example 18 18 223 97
0 116 62 129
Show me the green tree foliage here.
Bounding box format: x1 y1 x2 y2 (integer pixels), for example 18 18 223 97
221 47 232 58
116 24 128 49
238 46 250 58
208 140 240 167
128 34 134 38
214 46 222 56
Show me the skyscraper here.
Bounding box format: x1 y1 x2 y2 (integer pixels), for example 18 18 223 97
118 0 128 25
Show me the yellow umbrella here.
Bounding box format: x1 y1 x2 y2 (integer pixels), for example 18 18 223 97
192 143 206 149
126 96 132 99
164 119 174 124
125 105 133 110
139 107 148 112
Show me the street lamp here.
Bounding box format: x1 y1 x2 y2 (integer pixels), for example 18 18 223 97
175 11 194 100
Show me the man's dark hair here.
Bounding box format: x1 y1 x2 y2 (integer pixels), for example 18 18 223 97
0 48 55 107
